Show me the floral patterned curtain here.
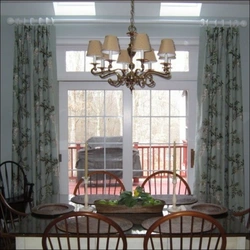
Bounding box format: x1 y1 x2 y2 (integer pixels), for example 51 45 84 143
12 25 59 205
194 26 245 211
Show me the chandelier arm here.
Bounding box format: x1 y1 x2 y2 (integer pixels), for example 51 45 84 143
143 69 172 80
137 73 156 88
90 68 126 79
108 77 125 88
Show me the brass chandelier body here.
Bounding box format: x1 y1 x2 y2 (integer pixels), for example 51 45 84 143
87 0 176 91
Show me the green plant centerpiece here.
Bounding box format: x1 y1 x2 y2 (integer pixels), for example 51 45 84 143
94 186 165 214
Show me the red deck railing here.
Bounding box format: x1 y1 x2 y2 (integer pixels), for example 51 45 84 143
68 142 187 179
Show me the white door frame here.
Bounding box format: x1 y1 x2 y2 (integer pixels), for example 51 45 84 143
59 80 196 194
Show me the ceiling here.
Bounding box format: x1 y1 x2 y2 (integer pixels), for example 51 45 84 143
1 1 249 19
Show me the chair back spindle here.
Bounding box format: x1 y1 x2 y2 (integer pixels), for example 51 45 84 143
141 170 191 195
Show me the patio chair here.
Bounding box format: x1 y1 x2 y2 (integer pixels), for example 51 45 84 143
0 161 34 213
141 170 191 195
42 211 127 250
143 211 227 250
73 170 125 195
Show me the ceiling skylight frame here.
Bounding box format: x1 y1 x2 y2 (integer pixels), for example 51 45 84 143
53 2 96 16
160 3 202 17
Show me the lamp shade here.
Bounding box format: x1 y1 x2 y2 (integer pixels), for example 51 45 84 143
145 50 157 63
87 40 102 57
158 39 175 57
132 33 151 52
117 50 131 64
102 35 120 54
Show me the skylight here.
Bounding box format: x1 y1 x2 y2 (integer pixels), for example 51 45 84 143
160 3 202 17
53 2 95 16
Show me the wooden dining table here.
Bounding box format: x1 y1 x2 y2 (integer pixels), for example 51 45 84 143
10 194 249 250
70 194 198 205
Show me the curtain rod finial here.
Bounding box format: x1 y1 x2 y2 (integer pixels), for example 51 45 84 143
7 17 15 25
240 20 247 27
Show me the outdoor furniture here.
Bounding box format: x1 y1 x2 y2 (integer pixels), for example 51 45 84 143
141 170 191 195
42 211 127 250
0 161 34 213
75 136 142 181
73 170 126 196
143 210 227 250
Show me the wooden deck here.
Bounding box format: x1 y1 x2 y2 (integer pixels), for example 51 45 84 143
68 177 187 195
69 177 145 195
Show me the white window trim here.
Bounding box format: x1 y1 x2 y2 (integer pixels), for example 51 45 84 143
56 37 199 81
57 39 198 194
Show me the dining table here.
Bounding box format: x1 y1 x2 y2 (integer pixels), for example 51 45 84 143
10 194 249 250
70 193 198 205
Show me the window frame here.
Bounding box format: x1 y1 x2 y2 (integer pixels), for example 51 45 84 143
56 38 199 81
57 39 198 194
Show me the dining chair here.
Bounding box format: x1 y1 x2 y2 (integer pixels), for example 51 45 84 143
0 160 34 213
143 211 227 250
141 170 191 195
0 192 28 249
42 211 128 250
73 170 125 195
233 208 250 229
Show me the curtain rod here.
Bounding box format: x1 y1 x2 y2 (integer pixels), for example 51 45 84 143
7 17 247 27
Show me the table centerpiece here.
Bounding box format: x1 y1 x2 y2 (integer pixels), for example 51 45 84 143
94 186 165 213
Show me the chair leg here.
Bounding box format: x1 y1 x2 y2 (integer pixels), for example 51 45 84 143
26 201 33 213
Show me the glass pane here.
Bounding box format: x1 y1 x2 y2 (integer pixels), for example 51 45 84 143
171 51 189 72
105 118 123 136
68 90 85 116
86 117 104 139
66 51 85 72
153 51 189 72
85 55 93 72
151 90 169 116
68 142 82 180
133 90 150 116
151 117 169 143
105 91 123 116
68 117 85 142
66 50 189 73
86 91 104 116
170 117 186 142
133 117 150 143
170 90 187 116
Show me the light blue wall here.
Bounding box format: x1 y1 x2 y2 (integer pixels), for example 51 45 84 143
1 16 249 207
1 16 15 161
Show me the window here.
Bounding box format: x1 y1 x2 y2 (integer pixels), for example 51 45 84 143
53 2 95 16
133 90 188 176
64 50 189 73
160 3 202 17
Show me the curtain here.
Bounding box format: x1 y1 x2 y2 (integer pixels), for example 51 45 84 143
12 25 59 205
194 26 245 211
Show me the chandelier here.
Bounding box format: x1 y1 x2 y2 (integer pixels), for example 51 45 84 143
87 0 176 91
